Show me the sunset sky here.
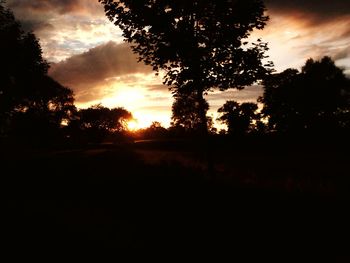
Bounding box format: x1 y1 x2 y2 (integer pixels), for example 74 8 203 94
6 0 350 128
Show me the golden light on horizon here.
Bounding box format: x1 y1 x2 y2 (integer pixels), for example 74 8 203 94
75 74 173 129
126 112 172 131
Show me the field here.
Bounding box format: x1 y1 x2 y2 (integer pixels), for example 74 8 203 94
3 138 350 260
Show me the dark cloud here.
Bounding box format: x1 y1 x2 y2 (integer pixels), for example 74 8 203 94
6 0 103 32
7 0 89 15
49 41 152 89
16 19 53 32
266 0 350 22
9 0 350 18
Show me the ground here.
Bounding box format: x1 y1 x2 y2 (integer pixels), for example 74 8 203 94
3 138 350 260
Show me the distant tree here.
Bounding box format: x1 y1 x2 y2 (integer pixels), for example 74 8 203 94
78 104 132 133
259 57 350 134
217 100 260 135
0 3 76 141
140 121 168 139
149 121 164 130
99 0 273 132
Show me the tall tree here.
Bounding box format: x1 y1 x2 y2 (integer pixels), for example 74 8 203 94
0 3 75 139
217 100 260 135
259 56 350 134
99 0 273 132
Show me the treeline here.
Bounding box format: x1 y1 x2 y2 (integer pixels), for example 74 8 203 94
220 56 350 137
170 56 350 138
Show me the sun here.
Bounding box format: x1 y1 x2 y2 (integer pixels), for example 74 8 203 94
127 120 139 131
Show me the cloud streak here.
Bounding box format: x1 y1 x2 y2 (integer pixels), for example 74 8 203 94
266 0 350 23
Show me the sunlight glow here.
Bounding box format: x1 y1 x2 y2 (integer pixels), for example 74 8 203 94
101 88 145 108
127 120 139 131
75 73 173 129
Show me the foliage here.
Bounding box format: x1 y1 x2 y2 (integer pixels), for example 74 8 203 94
171 90 210 132
0 3 75 140
77 104 132 133
217 100 261 135
139 121 168 139
259 56 350 133
99 0 273 131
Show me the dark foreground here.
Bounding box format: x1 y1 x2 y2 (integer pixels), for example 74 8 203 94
3 138 350 261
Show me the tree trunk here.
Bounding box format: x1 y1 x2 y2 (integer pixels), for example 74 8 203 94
195 89 214 176
196 89 208 135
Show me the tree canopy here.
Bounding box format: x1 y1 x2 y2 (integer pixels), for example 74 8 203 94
100 0 273 131
259 56 350 134
0 3 75 141
77 104 132 133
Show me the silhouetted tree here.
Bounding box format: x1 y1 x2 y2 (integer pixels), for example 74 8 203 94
99 0 273 132
140 121 168 139
217 100 260 135
10 76 75 140
72 105 132 143
259 57 350 134
149 121 165 131
78 104 132 132
0 3 76 141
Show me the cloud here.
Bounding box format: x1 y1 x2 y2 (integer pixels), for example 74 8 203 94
49 41 152 89
49 41 166 107
333 46 350 61
6 0 98 33
6 0 121 62
266 0 350 23
7 0 350 66
6 0 95 15
146 84 170 92
207 86 263 108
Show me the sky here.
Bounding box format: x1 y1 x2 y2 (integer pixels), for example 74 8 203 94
6 0 350 129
